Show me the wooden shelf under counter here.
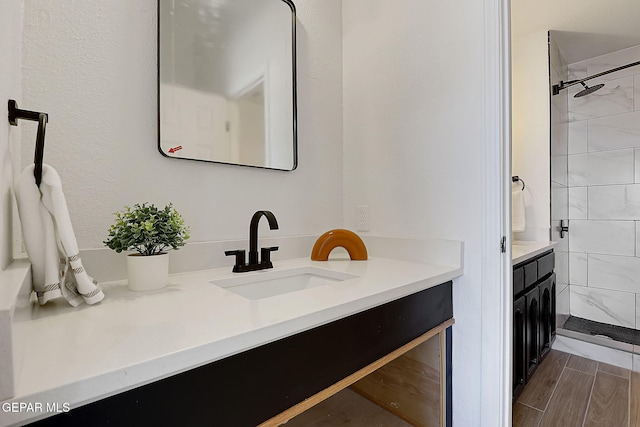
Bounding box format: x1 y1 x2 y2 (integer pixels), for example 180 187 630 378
269 318 453 427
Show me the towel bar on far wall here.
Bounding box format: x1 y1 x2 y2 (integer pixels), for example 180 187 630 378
512 176 525 191
8 99 48 187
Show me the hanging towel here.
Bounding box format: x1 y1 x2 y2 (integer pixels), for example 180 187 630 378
14 164 104 306
512 182 526 233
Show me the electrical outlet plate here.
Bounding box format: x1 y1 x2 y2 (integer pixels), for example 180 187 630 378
357 205 370 231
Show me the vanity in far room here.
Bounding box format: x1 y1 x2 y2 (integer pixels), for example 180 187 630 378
511 242 557 402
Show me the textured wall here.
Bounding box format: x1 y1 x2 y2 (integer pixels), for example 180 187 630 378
20 0 343 250
0 0 23 271
342 1 485 424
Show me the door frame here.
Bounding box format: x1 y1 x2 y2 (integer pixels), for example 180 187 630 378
482 0 512 425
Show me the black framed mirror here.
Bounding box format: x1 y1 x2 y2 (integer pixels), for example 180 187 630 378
158 0 297 170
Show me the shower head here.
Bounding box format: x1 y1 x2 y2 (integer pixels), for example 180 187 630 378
553 59 639 97
574 82 605 98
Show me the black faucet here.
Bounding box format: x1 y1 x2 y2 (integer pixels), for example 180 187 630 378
225 210 279 273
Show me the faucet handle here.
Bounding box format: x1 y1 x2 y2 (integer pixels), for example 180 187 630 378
225 250 246 272
260 246 279 265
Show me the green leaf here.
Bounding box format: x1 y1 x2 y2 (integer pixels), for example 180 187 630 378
103 202 190 255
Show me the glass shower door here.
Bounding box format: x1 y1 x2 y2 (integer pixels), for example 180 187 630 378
548 32 570 330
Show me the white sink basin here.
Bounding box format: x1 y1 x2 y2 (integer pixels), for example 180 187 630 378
211 267 358 300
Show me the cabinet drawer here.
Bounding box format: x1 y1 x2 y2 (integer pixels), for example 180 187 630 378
524 262 537 288
513 267 525 296
537 252 555 280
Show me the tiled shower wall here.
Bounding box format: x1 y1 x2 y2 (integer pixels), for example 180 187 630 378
549 35 571 327
567 45 640 329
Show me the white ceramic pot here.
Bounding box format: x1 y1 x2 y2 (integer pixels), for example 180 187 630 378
126 253 169 291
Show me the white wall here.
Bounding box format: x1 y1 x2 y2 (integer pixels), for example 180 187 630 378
20 0 343 252
511 31 551 241
0 0 23 271
342 1 486 424
511 0 640 241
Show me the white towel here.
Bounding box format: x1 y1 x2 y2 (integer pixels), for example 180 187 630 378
14 164 104 306
512 183 526 233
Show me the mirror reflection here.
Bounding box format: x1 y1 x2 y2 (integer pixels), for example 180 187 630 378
158 0 297 170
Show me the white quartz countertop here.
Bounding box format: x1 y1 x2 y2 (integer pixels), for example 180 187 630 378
2 252 462 426
512 241 557 265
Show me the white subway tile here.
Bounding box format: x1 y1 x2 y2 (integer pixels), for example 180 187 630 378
570 285 635 328
556 250 569 287
569 76 634 121
633 74 640 111
569 252 588 286
551 183 568 220
588 254 640 293
569 220 635 255
636 148 640 183
568 187 587 219
588 184 640 220
557 285 570 317
568 121 587 154
551 87 569 125
568 149 634 186
550 225 569 252
552 154 568 186
551 121 568 156
557 281 568 297
588 111 640 151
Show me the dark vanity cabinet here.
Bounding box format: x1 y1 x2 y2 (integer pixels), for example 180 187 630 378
512 250 555 402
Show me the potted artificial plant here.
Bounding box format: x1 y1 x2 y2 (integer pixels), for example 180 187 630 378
104 203 190 291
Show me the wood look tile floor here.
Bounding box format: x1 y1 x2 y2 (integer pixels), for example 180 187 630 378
514 350 640 427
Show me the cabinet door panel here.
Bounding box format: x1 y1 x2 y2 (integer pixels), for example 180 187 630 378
538 278 553 362
525 286 540 381
513 295 527 401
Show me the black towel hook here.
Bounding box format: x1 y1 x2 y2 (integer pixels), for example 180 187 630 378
8 99 48 187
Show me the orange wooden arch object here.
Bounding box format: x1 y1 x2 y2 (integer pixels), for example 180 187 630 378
310 229 368 261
